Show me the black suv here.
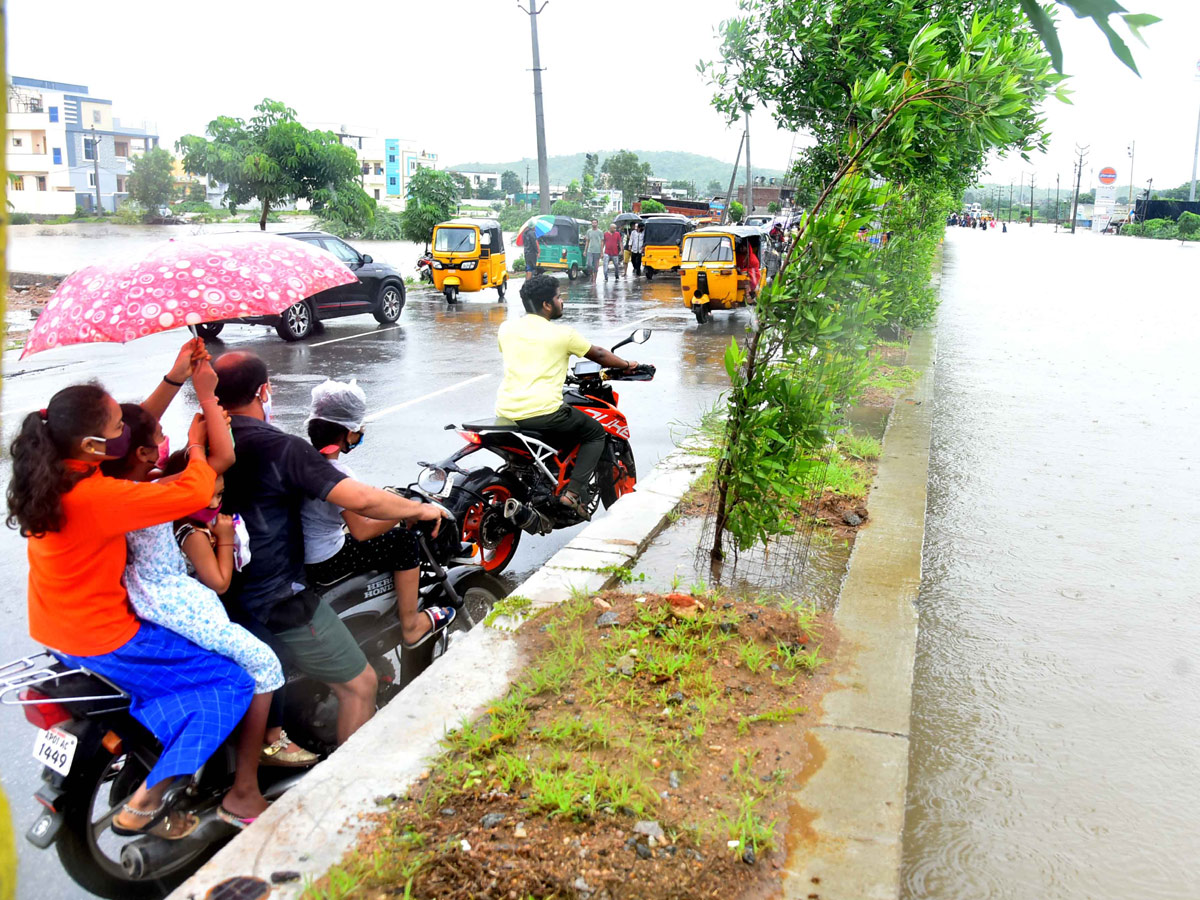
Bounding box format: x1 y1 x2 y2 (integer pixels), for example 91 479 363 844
194 231 406 342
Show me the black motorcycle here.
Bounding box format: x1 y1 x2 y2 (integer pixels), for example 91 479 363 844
0 491 503 900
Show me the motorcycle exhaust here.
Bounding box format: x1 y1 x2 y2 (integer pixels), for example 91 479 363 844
503 498 553 535
119 817 225 879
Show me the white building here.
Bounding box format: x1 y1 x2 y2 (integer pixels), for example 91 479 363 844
312 124 439 210
8 76 158 215
452 170 502 192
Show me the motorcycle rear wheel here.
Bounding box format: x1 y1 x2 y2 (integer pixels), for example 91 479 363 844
56 748 211 899
456 477 522 574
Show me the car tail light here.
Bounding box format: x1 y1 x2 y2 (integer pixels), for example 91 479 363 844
458 431 482 445
19 689 71 730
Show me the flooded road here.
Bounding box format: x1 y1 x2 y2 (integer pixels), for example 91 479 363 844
902 227 1200 897
0 265 741 899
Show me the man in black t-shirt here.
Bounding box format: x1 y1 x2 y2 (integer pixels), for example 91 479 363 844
215 352 447 745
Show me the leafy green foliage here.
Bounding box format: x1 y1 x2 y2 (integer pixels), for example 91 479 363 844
1022 0 1158 75
728 200 745 223
600 150 653 211
1176 211 1200 243
398 168 461 246
639 198 666 214
497 204 532 232
178 99 372 231
550 199 586 218
126 147 176 216
500 170 522 195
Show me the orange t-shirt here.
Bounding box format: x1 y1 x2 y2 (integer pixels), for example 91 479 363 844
26 457 217 657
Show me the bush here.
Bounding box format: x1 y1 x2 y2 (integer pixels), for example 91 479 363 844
511 258 527 272
171 200 220 215
498 204 532 232
1142 218 1177 240
1121 222 1143 237
10 212 32 225
729 200 745 223
113 200 146 225
1177 211 1200 242
639 199 666 214
321 207 403 240
551 199 587 218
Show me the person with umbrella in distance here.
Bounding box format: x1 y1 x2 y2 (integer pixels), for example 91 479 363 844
522 223 541 275
8 343 256 840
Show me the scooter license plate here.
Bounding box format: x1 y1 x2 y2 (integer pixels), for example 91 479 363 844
32 727 76 776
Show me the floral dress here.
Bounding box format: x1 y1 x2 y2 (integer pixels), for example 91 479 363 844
124 523 284 694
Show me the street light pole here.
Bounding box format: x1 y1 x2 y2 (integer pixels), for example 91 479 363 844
1055 173 1061 232
1191 103 1200 202
90 125 102 212
1029 173 1036 226
519 1 552 215
1127 140 1136 210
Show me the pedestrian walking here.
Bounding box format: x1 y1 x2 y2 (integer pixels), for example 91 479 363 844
585 220 604 280
628 223 645 276
522 227 540 275
602 223 623 281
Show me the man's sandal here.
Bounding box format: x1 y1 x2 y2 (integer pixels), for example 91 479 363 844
402 606 457 650
111 803 200 840
559 491 590 520
260 729 320 768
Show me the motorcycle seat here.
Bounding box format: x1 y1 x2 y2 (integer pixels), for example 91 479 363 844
461 417 521 433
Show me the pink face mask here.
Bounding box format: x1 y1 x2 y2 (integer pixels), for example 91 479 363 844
191 504 221 525
156 436 170 470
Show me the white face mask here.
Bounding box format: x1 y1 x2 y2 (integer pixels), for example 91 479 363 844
259 386 273 423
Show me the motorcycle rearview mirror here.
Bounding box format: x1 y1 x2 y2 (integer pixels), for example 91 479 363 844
610 328 652 353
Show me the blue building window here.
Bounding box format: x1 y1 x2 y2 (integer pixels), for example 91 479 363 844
49 106 59 123
389 176 397 186
52 148 62 165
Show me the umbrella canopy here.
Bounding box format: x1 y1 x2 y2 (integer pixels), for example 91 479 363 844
22 232 357 358
514 215 556 247
613 212 643 225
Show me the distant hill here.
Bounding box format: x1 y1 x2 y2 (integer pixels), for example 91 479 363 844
445 150 785 192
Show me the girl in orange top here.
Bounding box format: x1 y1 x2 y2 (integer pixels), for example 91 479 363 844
8 376 253 841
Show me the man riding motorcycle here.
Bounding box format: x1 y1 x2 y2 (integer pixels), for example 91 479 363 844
495 274 639 518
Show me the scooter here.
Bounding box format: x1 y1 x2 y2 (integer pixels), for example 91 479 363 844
0 491 504 900
416 250 434 284
418 329 655 574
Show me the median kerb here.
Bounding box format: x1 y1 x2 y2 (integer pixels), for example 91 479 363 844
168 441 710 900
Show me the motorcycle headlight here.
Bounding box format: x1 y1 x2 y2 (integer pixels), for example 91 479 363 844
432 260 444 270
417 465 449 497
460 260 478 270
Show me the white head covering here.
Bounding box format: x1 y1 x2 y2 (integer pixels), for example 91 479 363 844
307 378 367 431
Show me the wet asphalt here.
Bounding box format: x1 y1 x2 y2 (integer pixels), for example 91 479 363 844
0 269 743 899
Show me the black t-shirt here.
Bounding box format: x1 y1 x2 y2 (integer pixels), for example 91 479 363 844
222 415 349 630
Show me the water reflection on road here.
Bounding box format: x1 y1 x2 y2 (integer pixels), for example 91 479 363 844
902 228 1200 898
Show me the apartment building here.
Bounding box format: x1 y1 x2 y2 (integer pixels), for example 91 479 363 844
7 76 159 214
317 125 438 210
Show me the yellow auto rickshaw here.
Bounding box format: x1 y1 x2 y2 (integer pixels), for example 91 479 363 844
431 217 508 304
639 214 694 279
680 226 764 324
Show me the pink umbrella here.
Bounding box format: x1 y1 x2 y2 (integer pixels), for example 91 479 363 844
22 231 358 358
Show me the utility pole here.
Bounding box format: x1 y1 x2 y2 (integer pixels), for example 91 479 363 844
90 125 102 212
519 2 551 214
721 131 746 226
1055 173 1061 232
1126 140 1136 211
1142 178 1153 220
743 110 752 217
1029 173 1036 227
1008 181 1014 222
1191 103 1200 201
1069 144 1089 235
525 164 530 210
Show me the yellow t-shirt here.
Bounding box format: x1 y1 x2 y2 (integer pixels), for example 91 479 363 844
495 314 592 420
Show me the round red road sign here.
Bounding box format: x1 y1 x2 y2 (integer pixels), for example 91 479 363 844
1098 167 1118 185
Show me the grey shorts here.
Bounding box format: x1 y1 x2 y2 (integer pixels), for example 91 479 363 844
272 598 368 685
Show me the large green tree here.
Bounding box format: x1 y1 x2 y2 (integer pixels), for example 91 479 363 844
126 146 176 217
601 151 653 211
400 168 461 247
178 99 372 230
500 170 522 195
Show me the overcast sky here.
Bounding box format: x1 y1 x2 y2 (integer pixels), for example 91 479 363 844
9 0 1196 192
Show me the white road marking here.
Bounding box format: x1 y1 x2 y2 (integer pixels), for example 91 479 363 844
363 374 493 424
309 325 402 348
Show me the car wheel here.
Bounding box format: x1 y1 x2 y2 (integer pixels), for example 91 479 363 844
275 300 314 341
194 322 224 339
644 267 655 280
567 264 579 281
373 283 405 324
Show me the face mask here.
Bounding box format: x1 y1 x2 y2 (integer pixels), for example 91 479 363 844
156 436 170 469
191 504 222 525
259 386 273 424
86 422 133 459
345 431 364 453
